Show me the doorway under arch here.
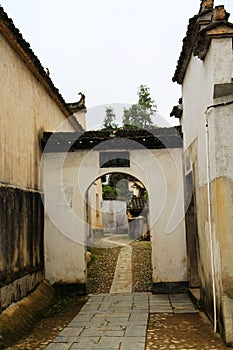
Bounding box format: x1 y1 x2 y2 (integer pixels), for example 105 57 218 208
86 172 150 247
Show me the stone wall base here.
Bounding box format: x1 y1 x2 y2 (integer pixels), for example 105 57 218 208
0 281 54 349
53 283 87 296
222 294 233 346
153 282 188 294
0 271 44 312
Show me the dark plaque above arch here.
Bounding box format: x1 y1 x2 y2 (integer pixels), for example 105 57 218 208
100 151 130 168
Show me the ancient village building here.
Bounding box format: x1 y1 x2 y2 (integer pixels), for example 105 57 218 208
0 6 84 312
172 0 233 344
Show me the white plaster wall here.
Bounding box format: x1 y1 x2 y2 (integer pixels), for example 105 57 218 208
0 32 75 192
73 110 86 131
212 38 233 85
182 45 213 187
43 153 86 284
182 37 233 186
181 36 233 341
43 145 186 285
151 149 187 283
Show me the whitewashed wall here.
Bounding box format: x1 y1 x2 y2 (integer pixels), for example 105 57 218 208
0 32 75 191
181 34 233 344
43 146 186 287
182 37 233 186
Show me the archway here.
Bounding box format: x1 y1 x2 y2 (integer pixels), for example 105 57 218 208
86 172 150 246
85 172 152 293
42 127 187 294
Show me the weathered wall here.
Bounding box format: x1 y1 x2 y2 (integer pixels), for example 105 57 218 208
181 35 233 343
209 100 233 343
0 185 44 311
42 152 86 289
43 146 187 291
0 26 75 307
182 38 233 154
0 32 74 191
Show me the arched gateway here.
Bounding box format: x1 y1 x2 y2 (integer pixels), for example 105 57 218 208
42 127 187 294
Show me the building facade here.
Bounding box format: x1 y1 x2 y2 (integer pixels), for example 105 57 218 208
173 0 233 344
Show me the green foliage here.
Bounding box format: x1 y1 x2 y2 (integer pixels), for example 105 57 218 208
109 174 137 200
102 107 117 129
122 104 154 129
122 84 157 129
100 85 157 131
102 174 141 201
87 254 97 267
143 190 148 200
102 175 129 201
137 84 157 112
108 173 127 188
102 184 117 200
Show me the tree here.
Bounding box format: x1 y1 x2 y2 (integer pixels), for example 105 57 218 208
102 106 117 129
102 184 117 200
103 174 139 201
122 84 157 129
137 84 157 112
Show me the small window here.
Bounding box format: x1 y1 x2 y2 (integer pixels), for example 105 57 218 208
100 152 130 168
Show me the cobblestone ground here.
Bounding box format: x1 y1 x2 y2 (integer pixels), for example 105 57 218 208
146 313 228 349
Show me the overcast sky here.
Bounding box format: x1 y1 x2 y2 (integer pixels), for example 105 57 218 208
1 0 233 129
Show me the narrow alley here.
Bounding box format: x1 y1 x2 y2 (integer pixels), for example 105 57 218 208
6 236 227 350
1 2 233 349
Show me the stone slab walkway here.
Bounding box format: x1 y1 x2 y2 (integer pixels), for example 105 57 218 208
110 246 132 294
45 240 198 350
45 293 197 350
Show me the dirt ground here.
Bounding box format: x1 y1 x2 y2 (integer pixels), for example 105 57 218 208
146 313 227 349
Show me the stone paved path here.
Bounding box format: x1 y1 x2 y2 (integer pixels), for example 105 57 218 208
110 246 132 294
45 293 197 350
44 240 227 350
4 238 228 349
